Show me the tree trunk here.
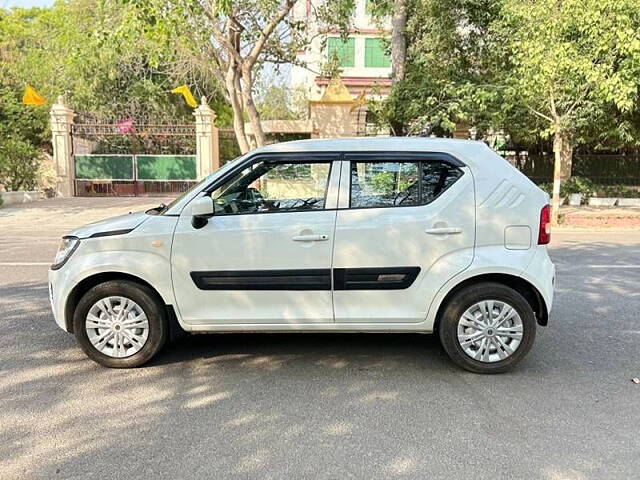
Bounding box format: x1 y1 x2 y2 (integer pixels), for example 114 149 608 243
551 130 574 225
391 0 407 83
225 65 250 154
241 67 266 147
389 0 407 137
560 145 573 181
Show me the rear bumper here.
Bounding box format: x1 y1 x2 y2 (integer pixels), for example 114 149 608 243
522 246 555 319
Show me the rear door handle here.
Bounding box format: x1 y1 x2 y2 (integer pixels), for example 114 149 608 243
425 227 462 235
292 234 329 242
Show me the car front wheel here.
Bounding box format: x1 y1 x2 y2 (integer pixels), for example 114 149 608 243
438 282 536 374
73 280 168 368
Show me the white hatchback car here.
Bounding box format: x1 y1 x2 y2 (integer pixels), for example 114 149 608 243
49 138 555 373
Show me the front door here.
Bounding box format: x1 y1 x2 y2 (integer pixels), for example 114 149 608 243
171 154 341 325
332 153 475 324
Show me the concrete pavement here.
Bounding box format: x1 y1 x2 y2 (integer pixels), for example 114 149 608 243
1 197 639 479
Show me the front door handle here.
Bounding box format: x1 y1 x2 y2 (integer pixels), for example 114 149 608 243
292 234 330 242
425 227 462 235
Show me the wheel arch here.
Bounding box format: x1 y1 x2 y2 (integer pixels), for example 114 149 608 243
64 272 185 339
433 273 548 330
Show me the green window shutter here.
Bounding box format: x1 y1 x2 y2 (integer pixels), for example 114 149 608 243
327 37 355 68
364 38 390 68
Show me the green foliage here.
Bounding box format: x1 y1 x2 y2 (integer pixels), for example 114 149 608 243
564 177 596 197
538 177 640 198
490 0 640 147
255 75 308 121
595 185 640 198
0 137 42 191
0 86 47 191
0 1 229 123
0 86 48 147
371 171 396 195
369 171 411 195
377 0 501 136
380 0 640 150
538 177 595 198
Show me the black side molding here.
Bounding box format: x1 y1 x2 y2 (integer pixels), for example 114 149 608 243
190 267 421 291
333 267 421 290
191 269 332 291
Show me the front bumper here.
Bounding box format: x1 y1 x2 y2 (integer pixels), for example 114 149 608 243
49 266 73 332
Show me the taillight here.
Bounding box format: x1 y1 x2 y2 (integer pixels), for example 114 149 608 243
538 204 551 244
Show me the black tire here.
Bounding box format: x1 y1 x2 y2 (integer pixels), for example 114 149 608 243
438 282 536 374
73 280 168 368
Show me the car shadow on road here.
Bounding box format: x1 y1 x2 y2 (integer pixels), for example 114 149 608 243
150 331 453 372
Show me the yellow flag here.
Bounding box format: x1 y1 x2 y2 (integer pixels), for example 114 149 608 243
171 85 198 108
23 85 46 106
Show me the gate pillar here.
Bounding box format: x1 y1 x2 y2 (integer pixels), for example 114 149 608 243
194 96 219 179
49 96 75 196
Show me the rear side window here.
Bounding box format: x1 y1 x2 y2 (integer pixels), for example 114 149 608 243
350 160 463 208
420 161 464 204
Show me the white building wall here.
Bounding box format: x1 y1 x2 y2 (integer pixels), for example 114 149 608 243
291 0 392 100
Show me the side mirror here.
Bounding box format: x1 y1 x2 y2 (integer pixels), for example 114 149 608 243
191 196 214 229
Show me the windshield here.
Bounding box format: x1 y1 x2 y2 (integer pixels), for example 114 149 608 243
160 157 242 214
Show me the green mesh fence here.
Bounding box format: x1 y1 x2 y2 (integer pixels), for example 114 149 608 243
75 155 134 180
74 154 197 180
136 155 197 180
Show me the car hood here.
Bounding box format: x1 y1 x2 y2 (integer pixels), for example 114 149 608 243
68 210 150 239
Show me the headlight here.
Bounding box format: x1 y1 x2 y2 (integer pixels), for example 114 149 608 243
51 236 80 270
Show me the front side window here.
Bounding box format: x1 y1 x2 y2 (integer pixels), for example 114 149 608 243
350 160 463 208
212 161 332 215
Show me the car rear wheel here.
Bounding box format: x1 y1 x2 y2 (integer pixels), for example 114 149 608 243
73 280 168 368
438 282 536 374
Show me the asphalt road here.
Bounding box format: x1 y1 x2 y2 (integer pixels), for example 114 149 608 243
1 198 639 479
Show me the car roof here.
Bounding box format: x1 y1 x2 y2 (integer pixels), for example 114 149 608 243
254 136 488 158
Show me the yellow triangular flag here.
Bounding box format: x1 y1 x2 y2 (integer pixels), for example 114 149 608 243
171 85 198 108
23 85 46 106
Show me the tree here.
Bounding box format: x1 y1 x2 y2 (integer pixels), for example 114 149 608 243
491 0 640 223
0 137 42 191
119 0 354 154
255 73 308 121
0 1 229 123
373 0 500 136
0 87 48 191
379 0 640 224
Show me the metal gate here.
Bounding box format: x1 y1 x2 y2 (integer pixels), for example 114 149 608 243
71 119 198 196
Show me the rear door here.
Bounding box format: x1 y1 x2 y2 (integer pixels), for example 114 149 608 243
332 152 475 324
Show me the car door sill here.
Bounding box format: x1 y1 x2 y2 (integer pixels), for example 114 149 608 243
183 322 431 333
